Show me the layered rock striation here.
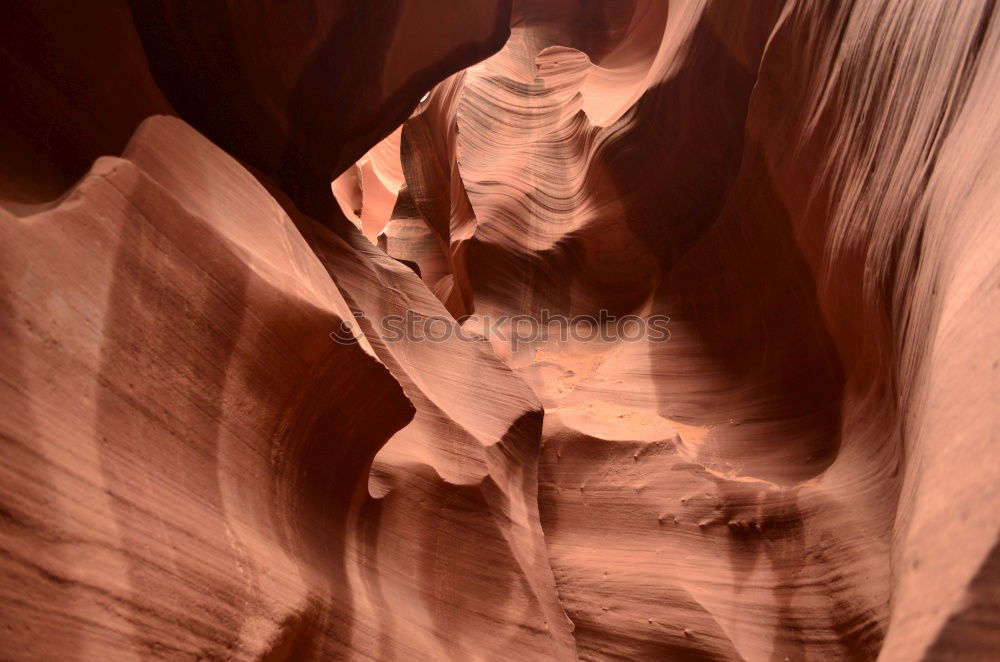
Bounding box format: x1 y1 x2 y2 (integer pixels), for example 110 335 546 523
1 1 997 660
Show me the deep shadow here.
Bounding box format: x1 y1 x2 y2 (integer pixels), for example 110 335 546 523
127 0 514 224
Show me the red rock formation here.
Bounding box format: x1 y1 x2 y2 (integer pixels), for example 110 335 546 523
1 1 997 661
126 0 513 222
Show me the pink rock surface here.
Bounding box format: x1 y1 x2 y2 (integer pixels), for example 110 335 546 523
1 1 997 660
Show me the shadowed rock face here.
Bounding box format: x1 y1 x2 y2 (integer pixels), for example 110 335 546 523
0 1 997 661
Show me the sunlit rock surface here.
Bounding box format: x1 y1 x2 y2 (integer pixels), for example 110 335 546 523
1 1 997 660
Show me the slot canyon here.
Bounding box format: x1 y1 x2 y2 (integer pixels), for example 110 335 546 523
1 1 997 660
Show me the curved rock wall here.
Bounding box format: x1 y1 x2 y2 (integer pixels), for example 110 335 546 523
1 1 997 660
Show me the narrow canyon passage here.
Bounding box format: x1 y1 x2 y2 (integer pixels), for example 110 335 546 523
1 1 997 661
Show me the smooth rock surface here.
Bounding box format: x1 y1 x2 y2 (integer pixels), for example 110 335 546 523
1 1 997 660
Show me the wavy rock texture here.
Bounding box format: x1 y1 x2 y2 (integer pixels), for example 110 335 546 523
125 0 513 222
375 0 1000 659
0 116 574 660
1 1 998 661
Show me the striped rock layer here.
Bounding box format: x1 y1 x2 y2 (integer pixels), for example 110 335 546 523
2 1 998 660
